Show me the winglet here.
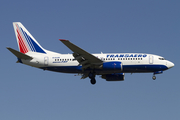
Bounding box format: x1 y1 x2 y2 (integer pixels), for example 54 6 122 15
59 39 69 41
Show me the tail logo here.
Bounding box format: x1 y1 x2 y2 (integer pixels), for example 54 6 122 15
15 24 46 54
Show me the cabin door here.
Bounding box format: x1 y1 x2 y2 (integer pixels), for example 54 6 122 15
149 56 153 64
44 56 49 66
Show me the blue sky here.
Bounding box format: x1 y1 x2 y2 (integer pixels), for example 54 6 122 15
0 0 179 120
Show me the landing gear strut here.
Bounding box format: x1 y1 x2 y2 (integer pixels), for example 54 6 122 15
152 71 163 80
89 72 96 85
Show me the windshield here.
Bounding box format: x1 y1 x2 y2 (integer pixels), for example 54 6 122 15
159 58 165 60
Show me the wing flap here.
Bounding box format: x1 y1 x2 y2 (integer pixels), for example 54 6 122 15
60 39 102 63
60 39 103 69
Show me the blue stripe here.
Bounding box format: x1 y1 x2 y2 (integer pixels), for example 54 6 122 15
30 37 46 53
21 28 34 52
122 65 168 72
20 27 46 53
40 64 168 74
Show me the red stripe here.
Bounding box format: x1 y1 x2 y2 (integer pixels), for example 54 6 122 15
18 27 29 53
17 30 25 53
16 24 29 53
17 32 25 53
17 29 27 53
16 25 26 53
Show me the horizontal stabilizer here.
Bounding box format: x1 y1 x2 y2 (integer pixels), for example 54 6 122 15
7 47 33 60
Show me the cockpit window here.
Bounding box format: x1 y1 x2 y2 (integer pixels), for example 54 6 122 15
159 58 165 60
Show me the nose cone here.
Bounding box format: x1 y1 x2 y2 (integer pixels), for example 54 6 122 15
167 61 174 69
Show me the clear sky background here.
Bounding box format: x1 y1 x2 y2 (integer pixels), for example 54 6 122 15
0 0 179 120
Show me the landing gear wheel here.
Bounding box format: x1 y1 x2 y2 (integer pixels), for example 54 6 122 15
152 76 156 80
90 78 96 85
89 72 96 85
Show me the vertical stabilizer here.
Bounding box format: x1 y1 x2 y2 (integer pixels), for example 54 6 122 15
13 22 46 54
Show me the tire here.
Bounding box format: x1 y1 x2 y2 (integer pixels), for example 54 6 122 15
90 79 96 85
152 76 156 80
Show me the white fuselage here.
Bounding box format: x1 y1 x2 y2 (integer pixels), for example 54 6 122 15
22 51 174 75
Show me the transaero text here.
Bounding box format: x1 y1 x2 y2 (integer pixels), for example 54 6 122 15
107 54 147 58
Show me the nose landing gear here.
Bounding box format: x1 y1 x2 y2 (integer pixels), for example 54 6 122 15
152 75 156 80
152 71 163 80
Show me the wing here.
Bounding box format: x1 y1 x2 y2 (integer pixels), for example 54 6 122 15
60 39 103 70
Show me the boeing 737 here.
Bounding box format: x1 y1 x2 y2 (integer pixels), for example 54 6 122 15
7 22 174 84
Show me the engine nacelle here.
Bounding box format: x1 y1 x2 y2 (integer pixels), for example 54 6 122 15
103 62 122 71
102 73 125 81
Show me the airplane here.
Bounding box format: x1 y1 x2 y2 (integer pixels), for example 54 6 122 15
7 22 174 85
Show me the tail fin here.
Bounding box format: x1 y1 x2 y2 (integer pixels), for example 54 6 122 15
13 22 46 54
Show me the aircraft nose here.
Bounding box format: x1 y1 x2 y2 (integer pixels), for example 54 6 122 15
167 61 174 69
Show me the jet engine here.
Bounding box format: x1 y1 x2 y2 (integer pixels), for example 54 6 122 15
101 73 125 81
103 61 122 70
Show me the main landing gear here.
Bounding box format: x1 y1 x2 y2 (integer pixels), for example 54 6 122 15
89 72 96 85
90 78 96 85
